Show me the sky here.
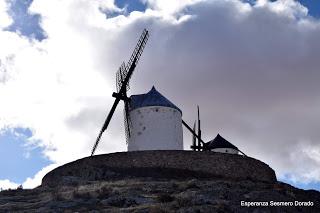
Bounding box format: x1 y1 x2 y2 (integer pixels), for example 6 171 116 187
0 0 320 191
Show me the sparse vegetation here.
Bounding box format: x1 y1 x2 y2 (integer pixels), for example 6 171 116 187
17 185 23 190
175 196 192 207
157 193 174 203
52 189 65 201
72 189 91 199
179 179 199 190
97 186 112 199
0 188 14 196
0 178 319 212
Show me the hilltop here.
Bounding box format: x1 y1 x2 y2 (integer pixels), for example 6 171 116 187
0 151 319 212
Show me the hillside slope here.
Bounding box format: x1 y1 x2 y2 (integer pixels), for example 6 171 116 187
0 178 319 212
0 151 319 212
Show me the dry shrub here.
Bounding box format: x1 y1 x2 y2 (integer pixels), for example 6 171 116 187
52 190 65 201
72 190 91 199
157 194 174 203
97 186 112 199
175 196 192 207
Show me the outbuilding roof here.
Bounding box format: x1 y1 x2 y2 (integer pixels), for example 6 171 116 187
206 134 239 150
129 86 182 114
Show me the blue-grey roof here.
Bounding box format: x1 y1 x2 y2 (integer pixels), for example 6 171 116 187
129 86 182 114
206 134 239 150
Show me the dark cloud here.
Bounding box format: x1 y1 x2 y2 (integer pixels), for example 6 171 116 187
111 0 320 181
64 0 320 182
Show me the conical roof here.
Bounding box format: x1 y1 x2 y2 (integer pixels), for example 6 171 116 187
206 134 239 150
129 86 182 114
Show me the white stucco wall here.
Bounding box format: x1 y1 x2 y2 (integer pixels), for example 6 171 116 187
127 106 183 151
212 148 239 154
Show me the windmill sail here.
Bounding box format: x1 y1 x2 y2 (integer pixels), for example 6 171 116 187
192 121 196 151
197 105 201 151
116 62 128 92
124 100 131 143
91 29 149 156
116 29 149 93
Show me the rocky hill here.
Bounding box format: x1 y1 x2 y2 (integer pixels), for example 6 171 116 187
0 151 319 212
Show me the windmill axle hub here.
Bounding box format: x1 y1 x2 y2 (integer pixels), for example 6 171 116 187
112 92 130 102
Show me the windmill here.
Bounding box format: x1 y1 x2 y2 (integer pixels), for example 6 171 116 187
91 29 149 156
190 105 204 151
188 106 247 156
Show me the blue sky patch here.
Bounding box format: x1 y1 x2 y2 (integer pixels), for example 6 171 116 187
115 0 147 13
0 128 51 183
101 0 147 20
6 0 46 41
299 0 320 18
279 176 320 192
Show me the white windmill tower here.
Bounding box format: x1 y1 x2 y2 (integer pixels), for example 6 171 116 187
126 86 183 151
90 29 203 155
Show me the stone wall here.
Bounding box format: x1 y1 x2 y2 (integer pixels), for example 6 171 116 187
42 151 276 187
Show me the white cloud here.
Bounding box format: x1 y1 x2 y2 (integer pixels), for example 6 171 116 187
0 164 58 190
0 179 19 190
22 163 59 189
255 0 308 19
0 0 197 165
0 0 12 29
143 0 204 15
0 0 320 188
